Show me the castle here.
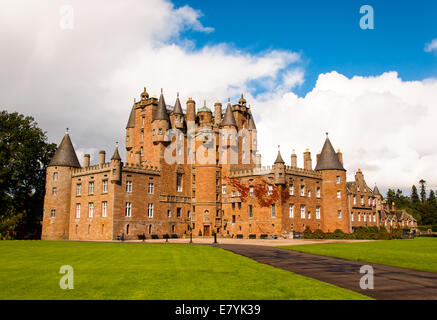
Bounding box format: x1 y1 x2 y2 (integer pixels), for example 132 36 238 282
42 87 417 240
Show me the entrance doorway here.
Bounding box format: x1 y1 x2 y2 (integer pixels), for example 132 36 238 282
203 225 211 236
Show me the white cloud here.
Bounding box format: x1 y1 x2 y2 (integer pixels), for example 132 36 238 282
1 0 436 191
425 38 437 52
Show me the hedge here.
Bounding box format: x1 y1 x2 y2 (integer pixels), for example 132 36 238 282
303 226 404 240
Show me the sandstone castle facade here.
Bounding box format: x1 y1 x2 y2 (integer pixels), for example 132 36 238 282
42 87 416 240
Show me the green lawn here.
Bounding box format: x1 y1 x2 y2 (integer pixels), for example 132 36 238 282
0 241 369 300
280 237 437 273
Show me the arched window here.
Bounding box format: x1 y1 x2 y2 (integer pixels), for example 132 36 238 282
126 224 130 235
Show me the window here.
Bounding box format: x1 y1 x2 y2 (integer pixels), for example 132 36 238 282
316 186 321 198
232 190 235 198
50 209 55 218
89 202 94 218
176 173 182 192
125 202 132 217
358 213 361 221
307 190 311 197
316 206 321 219
148 183 154 194
52 187 57 195
89 181 94 194
102 180 108 193
337 210 342 219
232 203 235 210
102 201 107 217
308 211 311 219
222 185 226 194
177 208 181 218
300 185 305 197
158 129 162 135
147 203 153 218
140 130 144 140
268 185 273 195
351 213 354 222
368 198 371 206
167 210 171 218
126 181 132 193
289 204 294 218
364 213 367 222
300 205 305 219
76 203 81 218
232 215 236 223
142 116 145 125
373 213 376 222
372 199 375 206
289 184 294 196
53 172 58 181
248 205 253 219
337 190 341 199
271 204 276 218
336 176 340 184
76 183 82 196
353 195 356 205
249 186 254 196
361 195 364 206
238 190 241 197
140 147 143 156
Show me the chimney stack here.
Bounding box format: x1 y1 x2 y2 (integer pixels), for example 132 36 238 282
291 150 297 168
303 149 312 170
186 98 196 122
84 154 90 167
99 151 106 165
337 149 343 166
214 101 222 127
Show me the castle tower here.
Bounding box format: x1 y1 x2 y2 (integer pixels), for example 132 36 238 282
248 111 257 165
110 143 122 183
198 101 212 127
220 99 238 167
42 130 81 240
152 89 170 145
126 102 136 151
315 134 349 233
273 146 286 185
173 93 184 130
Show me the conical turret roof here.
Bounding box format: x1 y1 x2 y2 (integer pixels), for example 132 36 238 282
274 149 285 164
48 132 81 168
314 135 345 171
111 144 121 161
153 90 170 122
126 105 136 128
221 100 237 127
173 93 183 115
373 185 381 196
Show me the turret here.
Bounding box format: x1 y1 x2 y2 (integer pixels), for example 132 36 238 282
152 89 170 144
221 99 237 128
273 146 286 185
315 133 349 233
42 130 81 240
126 102 136 151
198 100 212 127
173 92 184 130
110 143 122 183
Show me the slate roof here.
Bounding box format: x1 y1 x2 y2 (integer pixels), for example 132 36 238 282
48 133 81 168
314 136 345 171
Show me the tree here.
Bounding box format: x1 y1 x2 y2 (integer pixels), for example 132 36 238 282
428 190 437 208
0 111 56 236
411 185 420 206
419 179 427 204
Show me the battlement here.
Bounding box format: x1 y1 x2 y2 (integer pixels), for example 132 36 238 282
122 162 161 175
285 166 322 179
72 163 111 177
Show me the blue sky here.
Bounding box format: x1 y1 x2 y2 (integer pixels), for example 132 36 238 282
174 0 437 96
